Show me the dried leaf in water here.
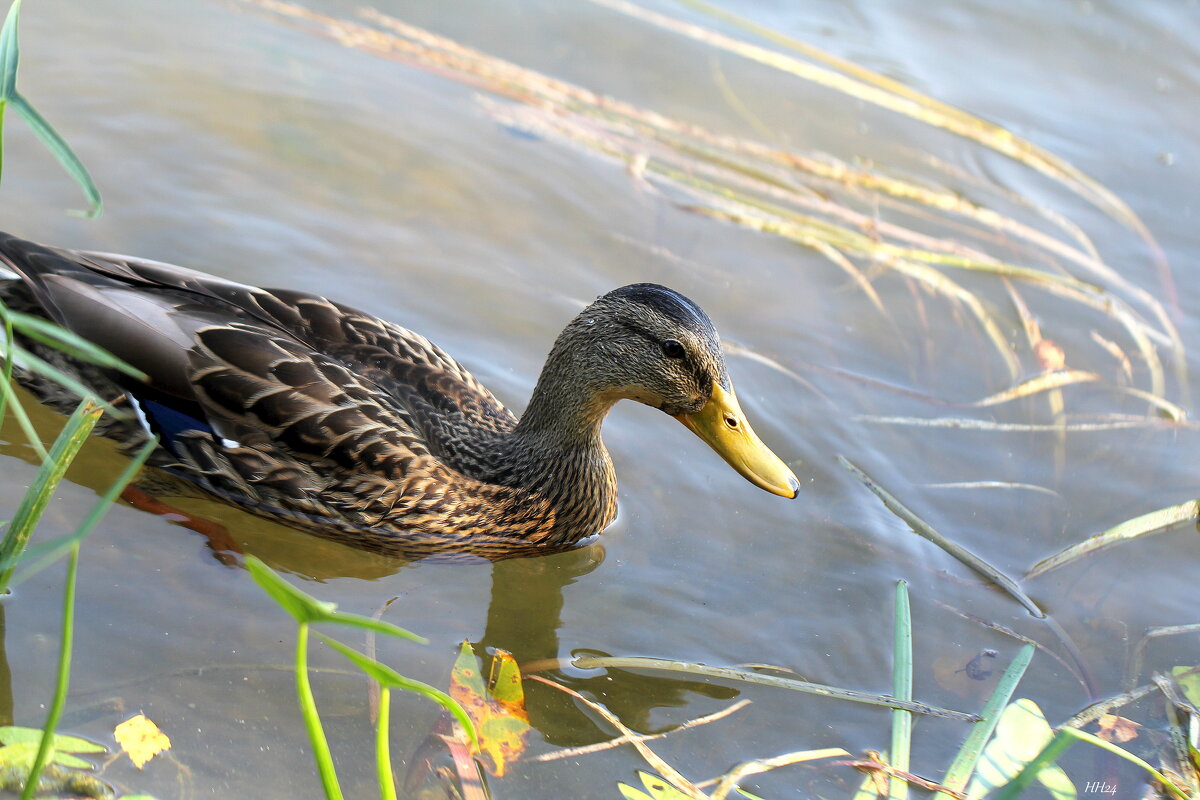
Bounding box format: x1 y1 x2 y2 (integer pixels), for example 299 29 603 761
1035 340 1066 372
449 642 529 776
1096 714 1140 744
114 714 171 769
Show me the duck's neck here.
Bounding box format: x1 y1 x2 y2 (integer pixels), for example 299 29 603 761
491 352 620 538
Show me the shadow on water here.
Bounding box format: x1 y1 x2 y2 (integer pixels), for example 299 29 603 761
479 551 738 747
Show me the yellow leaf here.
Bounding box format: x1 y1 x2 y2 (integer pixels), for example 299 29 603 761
449 642 530 776
114 714 171 769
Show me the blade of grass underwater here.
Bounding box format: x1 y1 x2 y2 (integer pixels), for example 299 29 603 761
708 749 848 800
532 700 751 762
1127 624 1200 692
570 654 979 721
889 580 912 800
0 399 101 592
528 674 708 800
854 414 1191 433
838 456 1044 618
934 644 1034 799
969 370 1100 407
8 92 101 217
591 0 1157 247
1026 499 1200 580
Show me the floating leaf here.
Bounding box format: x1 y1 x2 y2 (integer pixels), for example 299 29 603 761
966 699 1075 800
0 726 105 754
0 726 105 772
114 714 171 769
449 641 529 777
1173 667 1200 709
619 771 694 800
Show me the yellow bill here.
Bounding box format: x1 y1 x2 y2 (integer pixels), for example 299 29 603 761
676 381 799 498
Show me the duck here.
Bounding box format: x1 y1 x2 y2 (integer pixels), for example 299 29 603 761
0 232 798 559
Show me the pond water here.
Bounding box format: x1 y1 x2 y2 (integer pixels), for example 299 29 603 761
1 0 1198 797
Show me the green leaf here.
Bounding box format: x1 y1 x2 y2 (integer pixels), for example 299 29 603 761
0 726 105 753
639 771 694 799
317 634 478 749
1173 666 1200 708
618 784 653 800
8 91 101 217
0 0 21 100
0 742 94 770
245 555 424 641
966 699 1075 800
0 742 40 769
244 555 336 624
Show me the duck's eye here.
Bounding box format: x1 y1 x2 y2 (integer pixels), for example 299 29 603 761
661 339 686 359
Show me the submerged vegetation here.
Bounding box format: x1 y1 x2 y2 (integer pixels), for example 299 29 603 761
0 0 1195 798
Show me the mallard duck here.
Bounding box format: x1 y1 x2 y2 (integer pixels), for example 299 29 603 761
0 232 797 558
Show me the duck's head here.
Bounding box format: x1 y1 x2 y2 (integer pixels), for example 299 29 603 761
540 283 799 499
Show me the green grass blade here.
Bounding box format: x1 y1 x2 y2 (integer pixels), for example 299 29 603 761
318 634 477 749
245 555 337 624
889 580 912 800
295 623 343 800
570 654 979 722
0 399 101 591
245 555 425 641
376 688 396 800
19 537 78 800
839 456 1045 618
0 0 18 102
1060 727 1190 800
7 91 101 217
935 643 1034 798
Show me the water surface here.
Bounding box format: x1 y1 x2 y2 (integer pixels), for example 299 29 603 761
2 0 1198 797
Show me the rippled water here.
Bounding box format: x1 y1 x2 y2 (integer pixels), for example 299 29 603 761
1 0 1198 797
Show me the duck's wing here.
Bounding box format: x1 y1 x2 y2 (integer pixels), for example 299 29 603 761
0 233 513 476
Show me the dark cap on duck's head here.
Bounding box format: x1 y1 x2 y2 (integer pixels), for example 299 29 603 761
532 283 799 499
